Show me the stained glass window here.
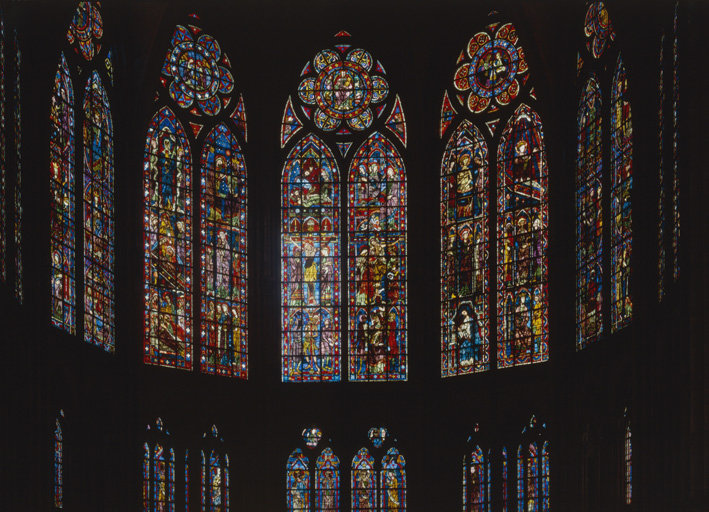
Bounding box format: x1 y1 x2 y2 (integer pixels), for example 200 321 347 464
287 449 311 511
12 29 21 302
200 124 247 377
352 448 376 511
497 104 549 367
50 53 76 333
381 448 406 511
281 32 407 382
201 451 229 511
348 132 407 381
0 16 5 283
576 76 603 349
281 134 340 382
185 450 190 512
316 448 340 511
144 418 176 512
54 410 64 509
66 1 103 62
145 18 247 376
624 412 632 505
464 445 490 512
352 428 405 511
82 70 114 350
516 417 549 512
502 447 508 512
442 17 547 374
657 35 666 301
441 121 489 376
201 425 229 512
143 106 193 369
609 55 633 332
672 2 680 280
287 427 339 512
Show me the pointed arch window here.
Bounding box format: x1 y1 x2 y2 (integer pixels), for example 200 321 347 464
659 2 681 296
54 410 65 509
200 425 230 511
462 426 491 512
10 27 23 301
286 427 340 511
516 416 549 512
441 15 549 375
623 409 632 505
280 32 408 382
351 427 406 511
143 418 177 512
143 13 248 377
576 76 603 348
0 13 6 283
576 2 634 347
50 2 115 350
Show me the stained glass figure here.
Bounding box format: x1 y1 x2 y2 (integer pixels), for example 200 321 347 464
0 17 5 282
287 449 311 511
657 35 666 301
464 446 489 512
576 76 603 349
624 412 632 504
351 448 376 512
297 47 389 132
441 120 489 376
200 123 247 377
66 1 103 61
82 71 114 351
315 448 340 512
496 104 549 368
144 418 176 512
672 2 680 280
348 132 407 381
12 30 21 302
50 53 76 334
161 25 234 116
54 410 64 509
381 448 406 511
201 450 228 511
541 442 549 512
281 134 341 382
584 2 615 59
454 23 529 114
609 56 632 332
143 106 193 369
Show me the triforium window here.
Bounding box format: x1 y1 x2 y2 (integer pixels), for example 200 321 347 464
143 13 248 377
623 409 632 505
50 1 115 350
54 410 65 510
576 1 633 348
287 427 340 511
352 427 406 511
462 425 491 512
441 14 549 375
143 418 177 512
280 31 408 382
516 416 549 512
200 425 230 512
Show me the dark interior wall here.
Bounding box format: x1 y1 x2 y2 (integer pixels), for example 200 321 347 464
0 0 705 510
